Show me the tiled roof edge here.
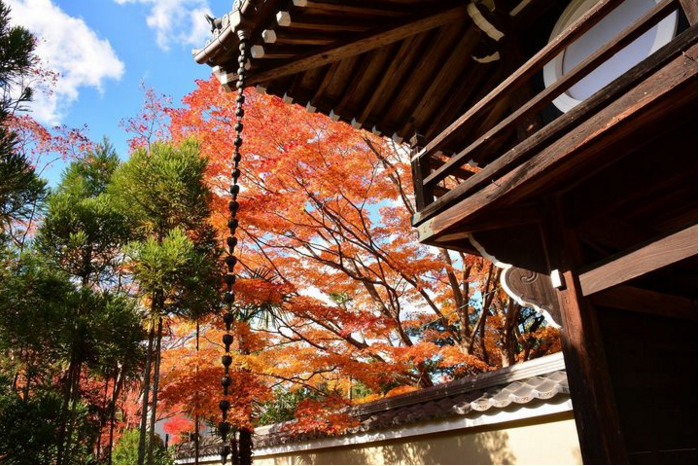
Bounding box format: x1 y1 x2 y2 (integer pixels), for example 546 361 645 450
255 352 565 436
348 352 565 417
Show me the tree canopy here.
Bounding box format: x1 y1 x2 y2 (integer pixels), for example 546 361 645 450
0 12 561 461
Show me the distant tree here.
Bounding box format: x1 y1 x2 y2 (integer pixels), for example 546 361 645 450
36 139 130 287
0 252 115 464
0 252 75 398
113 428 171 465
258 388 325 426
0 1 34 114
0 249 144 464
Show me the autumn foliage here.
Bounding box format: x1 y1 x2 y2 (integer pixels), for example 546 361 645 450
156 77 561 436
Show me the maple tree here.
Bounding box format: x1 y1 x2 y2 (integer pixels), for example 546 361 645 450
0 22 562 462
160 76 561 443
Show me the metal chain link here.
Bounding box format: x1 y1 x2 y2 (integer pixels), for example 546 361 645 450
219 30 249 465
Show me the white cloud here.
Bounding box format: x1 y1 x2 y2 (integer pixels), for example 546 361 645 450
7 0 125 125
114 0 213 51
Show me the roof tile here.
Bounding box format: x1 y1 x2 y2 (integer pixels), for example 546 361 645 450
177 355 568 460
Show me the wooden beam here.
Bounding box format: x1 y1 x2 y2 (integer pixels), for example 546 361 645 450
410 32 478 137
351 40 402 126
291 0 410 18
501 35 544 143
578 217 655 251
563 126 694 230
423 59 491 141
410 134 432 211
272 29 339 46
432 185 449 197
357 33 424 128
591 285 697 321
680 0 698 24
383 24 459 136
246 4 470 86
416 0 627 158
428 202 542 233
310 61 339 107
433 231 471 243
414 29 697 233
276 15 373 32
579 224 698 296
250 45 305 59
333 52 374 115
398 25 480 136
423 0 678 187
426 157 474 181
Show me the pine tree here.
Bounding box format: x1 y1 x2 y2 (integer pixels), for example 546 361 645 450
30 141 142 464
0 0 45 245
36 140 130 286
110 140 220 464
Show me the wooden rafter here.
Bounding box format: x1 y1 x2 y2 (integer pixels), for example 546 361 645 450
398 25 479 137
356 34 422 126
246 3 471 86
333 51 374 116
591 285 697 321
579 224 698 297
378 26 447 134
290 0 413 18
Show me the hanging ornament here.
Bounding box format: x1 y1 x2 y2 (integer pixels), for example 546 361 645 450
219 29 249 465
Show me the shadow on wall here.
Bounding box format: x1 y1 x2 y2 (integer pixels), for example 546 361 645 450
271 429 516 465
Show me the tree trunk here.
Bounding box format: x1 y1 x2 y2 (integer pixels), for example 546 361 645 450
63 360 84 463
55 366 71 464
194 318 200 465
56 355 79 464
458 264 473 347
138 319 156 465
503 299 521 367
107 365 125 465
147 316 164 464
96 374 111 461
468 264 497 359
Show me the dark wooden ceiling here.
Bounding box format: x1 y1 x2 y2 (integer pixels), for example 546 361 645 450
198 0 553 152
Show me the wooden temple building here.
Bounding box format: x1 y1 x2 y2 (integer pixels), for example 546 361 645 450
194 0 698 463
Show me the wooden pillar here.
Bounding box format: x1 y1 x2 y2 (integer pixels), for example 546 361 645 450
541 198 628 464
500 30 543 141
410 133 433 212
680 0 698 25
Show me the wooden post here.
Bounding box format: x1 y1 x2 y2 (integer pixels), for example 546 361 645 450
542 198 628 464
680 0 698 25
501 36 543 141
410 133 433 211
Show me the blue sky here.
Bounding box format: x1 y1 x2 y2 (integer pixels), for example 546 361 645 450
7 0 223 185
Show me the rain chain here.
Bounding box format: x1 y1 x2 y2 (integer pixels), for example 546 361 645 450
219 30 249 465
